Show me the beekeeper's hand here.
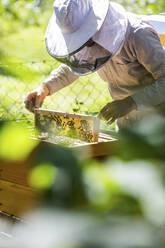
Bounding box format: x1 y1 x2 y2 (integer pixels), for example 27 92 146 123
98 96 137 125
24 84 49 112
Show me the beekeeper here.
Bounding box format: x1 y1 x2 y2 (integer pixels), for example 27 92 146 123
25 0 165 129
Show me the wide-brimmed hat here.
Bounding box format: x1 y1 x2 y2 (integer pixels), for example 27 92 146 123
45 0 110 58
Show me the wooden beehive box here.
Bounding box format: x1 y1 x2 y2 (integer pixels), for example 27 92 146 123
34 109 118 157
0 110 117 218
0 159 40 218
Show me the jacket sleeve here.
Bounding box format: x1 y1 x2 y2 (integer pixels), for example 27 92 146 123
43 64 79 95
130 26 165 111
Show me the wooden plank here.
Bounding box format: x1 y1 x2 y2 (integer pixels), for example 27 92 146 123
0 180 39 218
72 138 117 158
35 109 100 143
34 130 118 158
0 161 30 187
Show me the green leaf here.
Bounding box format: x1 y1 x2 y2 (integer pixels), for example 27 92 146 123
29 162 57 190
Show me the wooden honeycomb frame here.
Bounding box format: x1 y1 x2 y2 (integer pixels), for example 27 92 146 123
35 109 100 143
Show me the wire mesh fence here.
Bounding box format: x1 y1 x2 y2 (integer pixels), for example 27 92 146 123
0 60 111 125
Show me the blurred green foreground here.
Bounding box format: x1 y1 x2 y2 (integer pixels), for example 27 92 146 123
1 112 165 247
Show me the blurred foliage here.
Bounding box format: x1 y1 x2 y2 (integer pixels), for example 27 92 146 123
0 121 38 161
117 0 165 14
117 114 165 161
1 112 165 247
29 162 57 189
